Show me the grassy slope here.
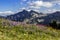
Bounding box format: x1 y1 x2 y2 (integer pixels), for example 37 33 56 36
0 19 60 40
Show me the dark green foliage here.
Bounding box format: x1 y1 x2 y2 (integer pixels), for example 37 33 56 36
52 20 57 28
28 31 33 34
49 20 60 29
57 24 60 29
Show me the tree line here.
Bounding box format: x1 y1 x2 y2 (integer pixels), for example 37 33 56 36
49 20 60 29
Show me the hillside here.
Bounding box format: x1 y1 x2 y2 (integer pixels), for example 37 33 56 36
43 11 60 24
0 19 60 40
6 10 47 24
5 10 60 25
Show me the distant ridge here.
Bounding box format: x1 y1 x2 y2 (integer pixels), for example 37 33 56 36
0 10 60 25
6 10 41 22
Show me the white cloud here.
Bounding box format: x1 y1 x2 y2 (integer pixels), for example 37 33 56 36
19 0 60 13
29 1 53 8
0 11 14 16
57 2 60 5
26 1 53 13
51 0 60 5
43 2 53 7
18 7 27 12
44 9 60 14
47 9 57 13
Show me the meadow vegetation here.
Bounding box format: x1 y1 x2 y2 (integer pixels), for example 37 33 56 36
0 19 60 40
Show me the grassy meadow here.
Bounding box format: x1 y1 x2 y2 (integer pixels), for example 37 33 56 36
0 19 60 40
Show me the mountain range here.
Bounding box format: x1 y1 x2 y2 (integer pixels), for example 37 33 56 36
0 10 60 25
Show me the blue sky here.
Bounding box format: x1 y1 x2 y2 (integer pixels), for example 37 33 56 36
0 0 60 16
0 0 20 12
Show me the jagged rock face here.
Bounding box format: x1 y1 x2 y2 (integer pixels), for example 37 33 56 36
5 10 60 24
6 10 41 22
6 10 29 22
43 11 60 24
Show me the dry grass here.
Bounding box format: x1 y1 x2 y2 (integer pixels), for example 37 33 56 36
0 19 60 40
